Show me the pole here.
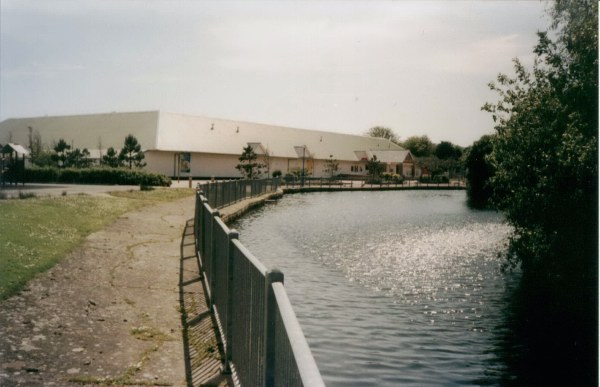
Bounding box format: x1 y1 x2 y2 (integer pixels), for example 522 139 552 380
301 146 305 187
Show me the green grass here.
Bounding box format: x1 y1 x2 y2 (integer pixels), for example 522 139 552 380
0 188 195 300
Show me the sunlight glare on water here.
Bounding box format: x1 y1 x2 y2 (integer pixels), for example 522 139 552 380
232 191 515 386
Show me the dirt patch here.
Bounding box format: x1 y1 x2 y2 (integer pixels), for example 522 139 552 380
0 197 195 386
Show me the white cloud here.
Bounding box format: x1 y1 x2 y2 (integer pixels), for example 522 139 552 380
0 0 550 146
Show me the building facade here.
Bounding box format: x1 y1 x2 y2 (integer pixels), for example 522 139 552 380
0 111 414 179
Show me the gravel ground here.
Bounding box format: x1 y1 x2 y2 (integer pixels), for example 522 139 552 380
0 196 212 386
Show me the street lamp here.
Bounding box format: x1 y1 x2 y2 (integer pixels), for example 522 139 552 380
301 146 306 187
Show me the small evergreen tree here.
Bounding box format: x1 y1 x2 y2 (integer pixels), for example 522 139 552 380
66 148 92 168
365 155 384 182
52 139 71 168
236 145 263 179
118 135 146 169
102 147 121 168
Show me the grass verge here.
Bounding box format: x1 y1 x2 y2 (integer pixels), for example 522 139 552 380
0 188 195 300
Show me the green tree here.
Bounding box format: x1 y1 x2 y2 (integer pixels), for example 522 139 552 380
66 148 92 168
365 155 384 182
52 139 71 168
102 147 122 168
483 0 597 281
236 145 263 179
464 135 495 209
27 126 43 165
401 135 434 157
365 126 400 144
434 141 459 160
26 127 53 167
119 135 146 169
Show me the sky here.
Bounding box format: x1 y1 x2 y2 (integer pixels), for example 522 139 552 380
0 0 550 147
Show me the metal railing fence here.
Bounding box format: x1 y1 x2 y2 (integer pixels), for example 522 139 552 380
198 179 280 209
280 177 465 189
194 190 324 387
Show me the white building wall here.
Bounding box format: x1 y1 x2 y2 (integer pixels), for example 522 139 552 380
146 150 377 179
145 151 174 176
263 158 288 178
146 151 292 178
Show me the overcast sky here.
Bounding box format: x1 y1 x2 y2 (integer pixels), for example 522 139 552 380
0 0 550 146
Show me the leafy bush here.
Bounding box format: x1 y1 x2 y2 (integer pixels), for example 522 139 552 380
464 135 495 208
24 167 171 186
381 172 404 183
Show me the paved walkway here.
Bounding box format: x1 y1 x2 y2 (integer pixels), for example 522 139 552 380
0 180 206 199
0 195 231 386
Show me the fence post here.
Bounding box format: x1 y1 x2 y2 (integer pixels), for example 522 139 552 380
224 229 239 374
207 207 220 304
198 196 209 268
264 269 284 387
194 191 204 255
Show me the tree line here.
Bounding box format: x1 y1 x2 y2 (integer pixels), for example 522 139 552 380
468 0 597 284
370 4 596 381
366 127 465 179
367 0 597 293
367 0 597 328
27 131 146 169
466 3 597 383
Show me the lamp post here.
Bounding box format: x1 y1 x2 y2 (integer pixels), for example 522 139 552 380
301 146 306 187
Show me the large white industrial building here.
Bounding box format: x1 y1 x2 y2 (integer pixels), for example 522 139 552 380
0 111 415 179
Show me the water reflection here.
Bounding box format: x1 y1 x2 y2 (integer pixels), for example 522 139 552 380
231 191 596 385
493 270 598 386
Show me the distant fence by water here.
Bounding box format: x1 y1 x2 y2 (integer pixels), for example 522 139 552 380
197 179 280 209
197 178 464 207
280 177 465 190
194 185 325 387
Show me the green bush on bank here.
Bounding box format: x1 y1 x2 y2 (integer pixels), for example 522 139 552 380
381 172 404 184
24 166 171 186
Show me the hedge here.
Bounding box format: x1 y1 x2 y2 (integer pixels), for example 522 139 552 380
419 175 449 184
24 167 171 186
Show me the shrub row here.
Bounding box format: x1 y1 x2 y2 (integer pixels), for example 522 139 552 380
381 172 404 183
24 167 171 186
419 176 450 184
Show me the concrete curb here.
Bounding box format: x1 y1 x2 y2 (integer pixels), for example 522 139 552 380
218 191 284 225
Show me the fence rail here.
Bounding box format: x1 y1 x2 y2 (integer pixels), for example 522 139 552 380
279 177 465 189
198 179 280 209
194 183 324 387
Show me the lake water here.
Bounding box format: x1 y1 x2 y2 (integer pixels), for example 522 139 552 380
232 190 519 386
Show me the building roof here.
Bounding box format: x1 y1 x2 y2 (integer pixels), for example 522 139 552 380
1 143 30 156
368 149 413 163
0 111 404 161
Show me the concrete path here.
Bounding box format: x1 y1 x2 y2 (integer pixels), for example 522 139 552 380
0 195 228 386
0 180 207 199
